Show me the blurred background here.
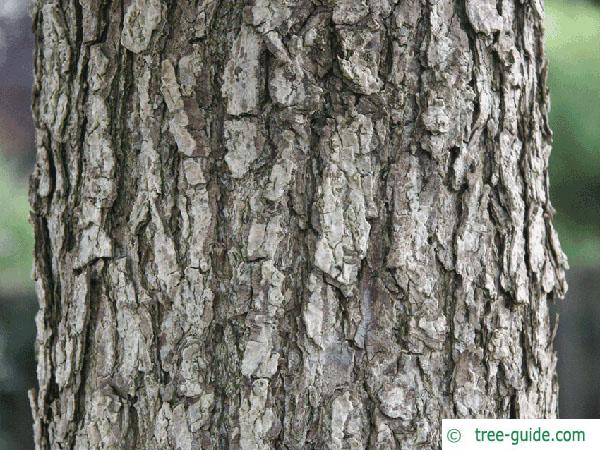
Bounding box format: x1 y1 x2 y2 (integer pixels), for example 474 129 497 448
0 0 598 448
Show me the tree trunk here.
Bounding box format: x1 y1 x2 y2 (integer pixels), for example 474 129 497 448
29 0 567 449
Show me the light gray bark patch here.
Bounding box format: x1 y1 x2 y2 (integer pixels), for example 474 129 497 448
264 31 291 63
180 188 212 271
77 45 117 268
329 391 366 450
161 59 184 111
39 4 71 139
247 217 282 261
241 261 284 379
422 102 450 134
187 389 215 431
150 202 181 298
332 0 369 25
161 59 197 156
54 271 90 389
183 158 206 186
407 316 447 352
244 0 294 33
79 0 103 42
238 258 286 448
121 0 163 53
385 155 431 281
263 129 297 202
336 25 383 95
109 259 154 395
240 323 278 378
330 391 353 449
268 58 323 110
314 114 372 291
304 274 324 347
135 66 163 195
466 0 503 34
222 24 262 115
224 119 260 178
74 388 127 449
372 421 397 449
154 403 196 449
239 379 278 450
378 385 415 420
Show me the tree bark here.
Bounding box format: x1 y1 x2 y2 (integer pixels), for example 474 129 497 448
29 0 567 449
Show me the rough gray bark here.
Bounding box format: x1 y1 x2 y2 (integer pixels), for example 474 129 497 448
29 0 567 449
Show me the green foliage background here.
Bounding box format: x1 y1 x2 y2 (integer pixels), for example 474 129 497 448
547 0 600 266
0 154 33 294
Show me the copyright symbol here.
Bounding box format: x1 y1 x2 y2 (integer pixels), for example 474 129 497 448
447 429 461 443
